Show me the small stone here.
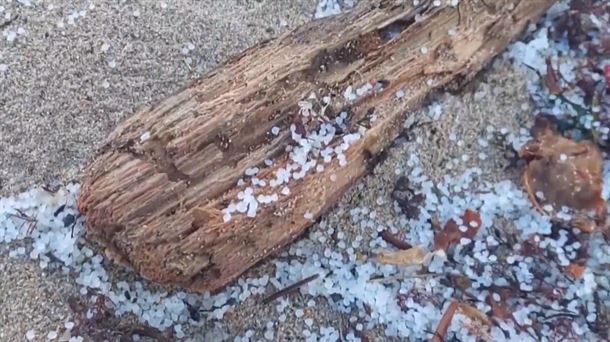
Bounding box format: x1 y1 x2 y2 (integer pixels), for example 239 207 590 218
140 131 151 142
6 31 17 42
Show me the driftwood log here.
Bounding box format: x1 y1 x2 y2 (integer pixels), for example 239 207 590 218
79 0 556 293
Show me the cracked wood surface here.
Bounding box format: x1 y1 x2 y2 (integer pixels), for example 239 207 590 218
79 0 557 293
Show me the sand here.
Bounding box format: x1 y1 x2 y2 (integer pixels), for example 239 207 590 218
0 0 318 197
0 1 537 340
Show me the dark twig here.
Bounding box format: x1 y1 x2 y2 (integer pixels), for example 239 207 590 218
121 327 171 342
426 330 445 342
379 230 412 250
54 204 67 217
262 274 319 304
8 209 38 235
42 184 60 193
0 14 18 30
431 299 458 342
543 312 579 321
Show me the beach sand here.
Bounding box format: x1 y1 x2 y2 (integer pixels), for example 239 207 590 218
0 1 536 340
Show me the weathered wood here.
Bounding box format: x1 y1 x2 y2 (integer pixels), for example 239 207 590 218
79 0 557 293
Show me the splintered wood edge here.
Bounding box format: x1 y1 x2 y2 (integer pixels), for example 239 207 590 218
79 0 557 293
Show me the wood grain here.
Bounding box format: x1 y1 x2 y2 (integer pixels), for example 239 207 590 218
79 0 557 293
